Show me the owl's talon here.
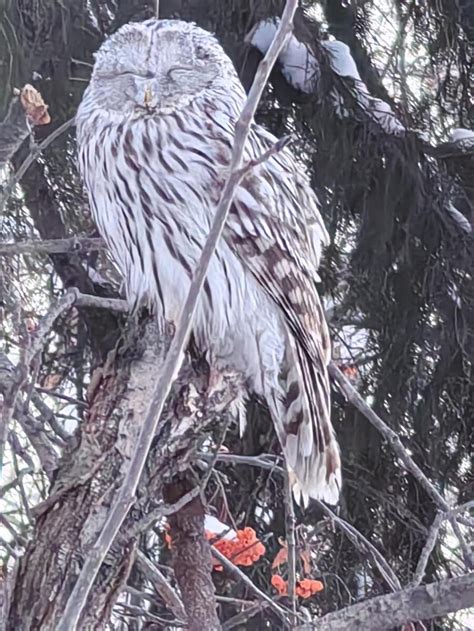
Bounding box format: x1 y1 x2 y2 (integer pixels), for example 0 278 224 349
206 367 224 398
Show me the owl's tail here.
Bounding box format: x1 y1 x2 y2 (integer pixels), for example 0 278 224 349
269 339 341 506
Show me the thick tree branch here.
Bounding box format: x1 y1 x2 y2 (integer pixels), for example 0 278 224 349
315 572 474 631
165 490 220 630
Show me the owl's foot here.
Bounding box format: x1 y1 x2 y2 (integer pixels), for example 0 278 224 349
206 367 225 398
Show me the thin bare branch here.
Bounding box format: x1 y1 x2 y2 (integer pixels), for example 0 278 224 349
315 500 401 592
129 487 201 538
211 546 291 627
222 602 270 631
0 96 29 171
0 237 104 257
0 289 77 469
136 551 187 623
284 470 297 619
0 118 73 214
411 501 474 587
329 362 474 570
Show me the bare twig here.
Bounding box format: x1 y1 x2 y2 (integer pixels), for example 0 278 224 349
27 289 78 361
410 511 444 588
1 289 77 468
411 501 474 587
0 237 104 257
115 602 181 626
211 546 291 627
13 409 59 479
0 95 29 171
329 362 474 570
314 500 401 592
57 4 298 629
222 602 270 630
205 450 403 592
315 571 474 631
0 515 24 547
1 287 127 471
0 118 73 214
129 487 201 538
284 470 297 619
34 387 87 410
0 467 31 500
136 551 187 623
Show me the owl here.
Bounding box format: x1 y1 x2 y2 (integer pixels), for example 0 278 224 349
76 19 341 504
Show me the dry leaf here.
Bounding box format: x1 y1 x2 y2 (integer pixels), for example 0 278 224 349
299 547 312 576
271 538 288 569
20 84 51 126
42 373 62 390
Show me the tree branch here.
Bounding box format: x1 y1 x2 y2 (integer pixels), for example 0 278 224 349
0 118 73 214
0 97 29 171
329 362 474 570
211 546 292 627
0 237 104 257
315 572 474 630
135 551 187 623
410 501 474 588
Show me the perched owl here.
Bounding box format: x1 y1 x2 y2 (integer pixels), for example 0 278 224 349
76 19 341 504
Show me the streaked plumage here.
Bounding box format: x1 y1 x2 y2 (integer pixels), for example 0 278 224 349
76 19 341 503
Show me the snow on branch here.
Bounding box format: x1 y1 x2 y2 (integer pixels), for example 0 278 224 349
247 18 405 136
449 127 474 149
445 202 472 234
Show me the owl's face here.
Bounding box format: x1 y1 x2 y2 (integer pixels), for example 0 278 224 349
87 19 237 116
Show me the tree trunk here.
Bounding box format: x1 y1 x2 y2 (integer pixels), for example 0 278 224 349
166 482 221 630
5 318 233 629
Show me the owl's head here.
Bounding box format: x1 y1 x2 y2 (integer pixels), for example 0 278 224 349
86 19 240 116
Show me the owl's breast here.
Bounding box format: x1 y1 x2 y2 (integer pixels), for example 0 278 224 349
77 103 286 391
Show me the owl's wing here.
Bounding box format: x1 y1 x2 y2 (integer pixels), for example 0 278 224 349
224 124 340 503
227 123 330 372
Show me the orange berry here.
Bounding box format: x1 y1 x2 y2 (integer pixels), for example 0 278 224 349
271 574 288 596
296 578 324 598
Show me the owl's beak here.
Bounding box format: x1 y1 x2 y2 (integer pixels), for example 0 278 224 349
144 85 154 108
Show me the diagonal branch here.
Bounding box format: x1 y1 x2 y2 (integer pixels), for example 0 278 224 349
135 551 186 623
410 501 474 588
57 4 299 629
315 571 474 631
211 546 291 627
329 362 474 570
0 118 73 215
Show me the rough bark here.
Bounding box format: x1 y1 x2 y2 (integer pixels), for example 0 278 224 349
5 318 236 629
6 319 159 630
166 483 221 631
315 572 474 631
